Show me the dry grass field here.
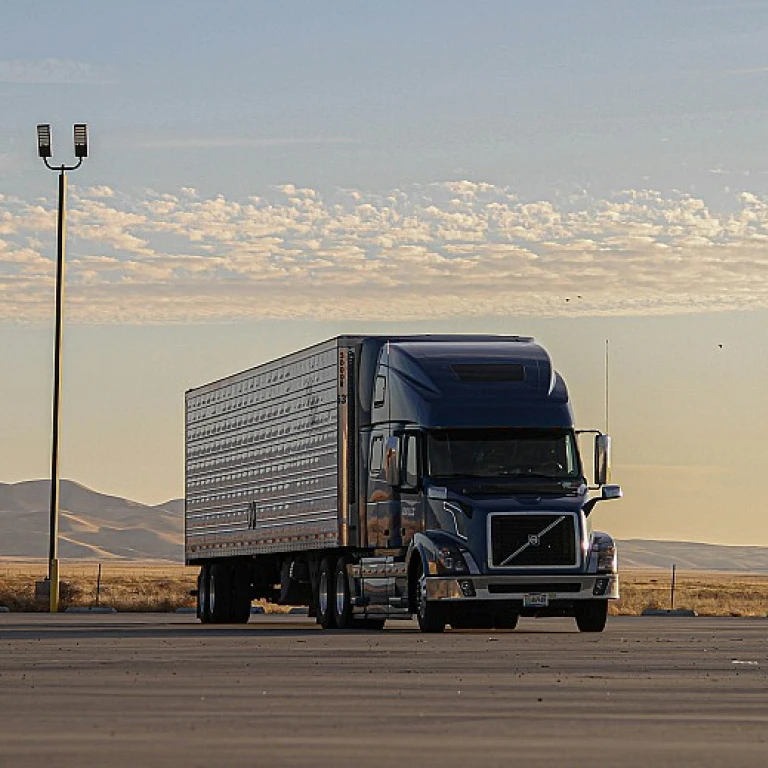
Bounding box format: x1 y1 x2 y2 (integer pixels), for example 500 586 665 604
1 561 767 616
611 569 768 617
0 561 198 613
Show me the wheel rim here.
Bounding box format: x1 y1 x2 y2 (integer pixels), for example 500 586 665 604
318 570 329 617
335 569 346 617
209 571 216 615
198 572 207 616
417 572 428 619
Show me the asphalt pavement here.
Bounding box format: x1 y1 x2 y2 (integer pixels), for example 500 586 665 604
1 613 767 767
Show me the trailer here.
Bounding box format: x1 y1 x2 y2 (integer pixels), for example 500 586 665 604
185 335 622 632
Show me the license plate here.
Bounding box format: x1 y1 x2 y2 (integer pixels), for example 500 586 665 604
523 593 549 608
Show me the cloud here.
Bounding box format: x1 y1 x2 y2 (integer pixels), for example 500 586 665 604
5 182 768 323
0 59 111 84
726 66 768 76
137 137 361 149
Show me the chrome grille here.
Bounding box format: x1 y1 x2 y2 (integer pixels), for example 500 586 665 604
489 514 578 568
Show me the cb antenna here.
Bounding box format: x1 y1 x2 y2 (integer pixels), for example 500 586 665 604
605 338 610 434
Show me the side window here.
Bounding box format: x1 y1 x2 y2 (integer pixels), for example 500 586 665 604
373 375 387 407
403 434 419 488
370 436 384 476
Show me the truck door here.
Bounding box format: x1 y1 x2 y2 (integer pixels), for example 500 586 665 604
398 432 424 545
366 431 394 547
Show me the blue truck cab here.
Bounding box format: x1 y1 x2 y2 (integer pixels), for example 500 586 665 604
355 335 621 632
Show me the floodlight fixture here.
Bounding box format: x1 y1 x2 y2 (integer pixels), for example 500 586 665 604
73 124 88 158
37 124 52 158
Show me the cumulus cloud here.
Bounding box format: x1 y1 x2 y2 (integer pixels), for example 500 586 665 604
4 181 768 323
137 137 360 149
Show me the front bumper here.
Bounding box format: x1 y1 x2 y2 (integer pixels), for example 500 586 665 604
426 573 619 602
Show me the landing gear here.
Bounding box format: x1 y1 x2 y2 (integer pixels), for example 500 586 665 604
575 600 608 633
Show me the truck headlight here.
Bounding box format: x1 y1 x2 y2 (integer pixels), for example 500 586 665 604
436 545 469 574
596 544 617 573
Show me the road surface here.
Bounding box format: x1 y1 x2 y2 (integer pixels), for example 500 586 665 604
1 614 766 767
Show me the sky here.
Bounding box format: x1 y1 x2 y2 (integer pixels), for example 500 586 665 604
3 1 768 546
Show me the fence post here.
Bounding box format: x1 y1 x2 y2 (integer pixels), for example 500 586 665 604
670 563 676 611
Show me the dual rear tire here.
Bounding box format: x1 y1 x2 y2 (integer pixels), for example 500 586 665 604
198 562 252 624
315 556 385 631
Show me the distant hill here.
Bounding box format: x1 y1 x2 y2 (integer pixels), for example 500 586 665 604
0 480 183 562
3 480 768 570
618 539 768 573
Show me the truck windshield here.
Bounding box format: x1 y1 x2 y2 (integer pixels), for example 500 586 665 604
426 428 580 480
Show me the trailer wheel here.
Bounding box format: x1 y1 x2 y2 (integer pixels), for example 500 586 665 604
332 557 355 629
575 600 608 633
316 557 337 629
197 565 211 624
230 562 252 624
413 561 446 634
209 563 233 624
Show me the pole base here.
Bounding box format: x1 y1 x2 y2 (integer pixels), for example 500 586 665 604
49 558 60 613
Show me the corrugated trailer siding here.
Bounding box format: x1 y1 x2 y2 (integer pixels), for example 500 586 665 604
185 339 341 560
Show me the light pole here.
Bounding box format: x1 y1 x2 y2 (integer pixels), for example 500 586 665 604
36 123 88 613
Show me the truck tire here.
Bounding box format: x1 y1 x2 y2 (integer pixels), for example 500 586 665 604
230 562 252 624
494 613 519 630
197 565 211 624
413 561 446 634
316 557 337 629
209 563 233 624
575 600 608 633
332 556 355 629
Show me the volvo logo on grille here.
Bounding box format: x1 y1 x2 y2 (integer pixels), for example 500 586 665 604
527 534 540 546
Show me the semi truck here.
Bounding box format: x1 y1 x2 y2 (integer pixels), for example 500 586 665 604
185 335 622 633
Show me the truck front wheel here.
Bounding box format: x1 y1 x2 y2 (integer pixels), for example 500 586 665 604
413 562 446 634
494 613 519 630
575 600 608 633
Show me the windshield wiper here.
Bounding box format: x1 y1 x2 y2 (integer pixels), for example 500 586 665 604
460 476 576 496
509 472 567 480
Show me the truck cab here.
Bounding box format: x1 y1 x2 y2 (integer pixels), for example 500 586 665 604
355 337 621 632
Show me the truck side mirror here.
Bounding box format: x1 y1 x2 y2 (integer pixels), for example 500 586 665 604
583 483 623 517
384 436 401 487
594 434 611 486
